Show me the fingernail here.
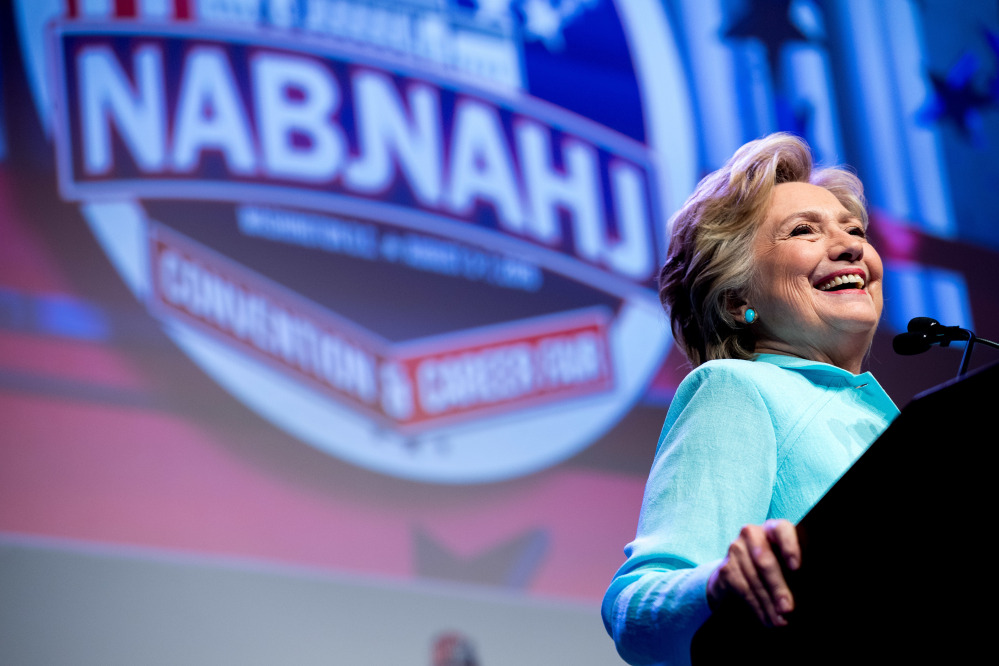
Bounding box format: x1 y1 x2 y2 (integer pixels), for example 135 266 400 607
777 596 791 614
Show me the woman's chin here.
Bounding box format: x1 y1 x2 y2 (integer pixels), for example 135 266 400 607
816 297 882 333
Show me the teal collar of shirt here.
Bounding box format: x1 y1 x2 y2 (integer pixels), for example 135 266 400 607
754 354 899 424
752 353 900 425
753 353 878 390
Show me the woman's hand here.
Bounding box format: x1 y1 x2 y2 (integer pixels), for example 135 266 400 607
706 519 801 627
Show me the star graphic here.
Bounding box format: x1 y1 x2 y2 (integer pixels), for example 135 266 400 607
521 0 565 49
919 51 995 146
724 0 811 77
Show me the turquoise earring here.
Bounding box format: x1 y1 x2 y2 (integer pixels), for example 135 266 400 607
745 308 757 324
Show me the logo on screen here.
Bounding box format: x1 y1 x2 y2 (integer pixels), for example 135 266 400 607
24 0 695 482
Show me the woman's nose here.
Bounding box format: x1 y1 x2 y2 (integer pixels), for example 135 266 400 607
830 229 864 262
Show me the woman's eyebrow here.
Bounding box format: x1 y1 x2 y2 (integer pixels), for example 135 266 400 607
837 210 863 225
776 209 860 229
775 209 824 228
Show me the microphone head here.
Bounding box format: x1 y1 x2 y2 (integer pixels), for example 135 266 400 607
893 332 932 355
907 317 941 333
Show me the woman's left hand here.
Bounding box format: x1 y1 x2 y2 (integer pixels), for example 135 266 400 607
705 518 801 627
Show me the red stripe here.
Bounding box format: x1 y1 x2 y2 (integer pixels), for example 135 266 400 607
116 0 137 17
65 0 78 18
175 0 192 19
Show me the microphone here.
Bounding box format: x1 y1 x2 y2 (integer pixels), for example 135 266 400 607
893 317 999 378
891 331 931 356
892 317 970 355
907 317 970 342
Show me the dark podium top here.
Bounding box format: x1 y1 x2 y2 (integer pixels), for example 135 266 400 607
691 361 998 664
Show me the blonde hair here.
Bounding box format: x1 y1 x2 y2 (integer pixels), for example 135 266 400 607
659 133 867 366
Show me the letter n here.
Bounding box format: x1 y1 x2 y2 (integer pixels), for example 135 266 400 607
79 44 166 174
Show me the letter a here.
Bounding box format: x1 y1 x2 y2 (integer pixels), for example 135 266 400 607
173 47 256 174
447 101 523 226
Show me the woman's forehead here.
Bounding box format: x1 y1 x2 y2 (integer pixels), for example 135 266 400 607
765 183 855 225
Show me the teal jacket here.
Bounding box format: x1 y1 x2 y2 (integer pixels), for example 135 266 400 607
602 354 899 666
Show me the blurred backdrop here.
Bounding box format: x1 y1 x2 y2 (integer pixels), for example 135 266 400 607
2 0 998 663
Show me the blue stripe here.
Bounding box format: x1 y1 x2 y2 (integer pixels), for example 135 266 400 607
0 289 111 341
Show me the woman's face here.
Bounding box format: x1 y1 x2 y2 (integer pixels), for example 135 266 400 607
747 182 884 371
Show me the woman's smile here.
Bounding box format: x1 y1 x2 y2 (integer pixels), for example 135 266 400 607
813 268 867 292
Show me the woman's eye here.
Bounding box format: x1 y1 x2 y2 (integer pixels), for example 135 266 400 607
789 224 813 236
848 226 867 238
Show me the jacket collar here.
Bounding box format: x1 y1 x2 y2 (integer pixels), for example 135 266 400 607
753 353 875 387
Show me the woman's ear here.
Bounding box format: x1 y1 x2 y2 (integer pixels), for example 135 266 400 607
724 292 749 322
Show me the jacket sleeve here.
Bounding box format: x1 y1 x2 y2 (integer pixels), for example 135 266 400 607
601 362 778 666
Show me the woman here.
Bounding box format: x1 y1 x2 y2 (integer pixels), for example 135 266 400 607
602 133 898 665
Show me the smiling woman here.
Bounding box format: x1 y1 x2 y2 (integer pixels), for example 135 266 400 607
601 134 899 666
748 181 884 374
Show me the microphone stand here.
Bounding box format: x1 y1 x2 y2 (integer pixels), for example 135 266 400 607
932 324 978 377
958 330 977 377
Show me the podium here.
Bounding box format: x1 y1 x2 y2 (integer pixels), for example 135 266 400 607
691 361 998 664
